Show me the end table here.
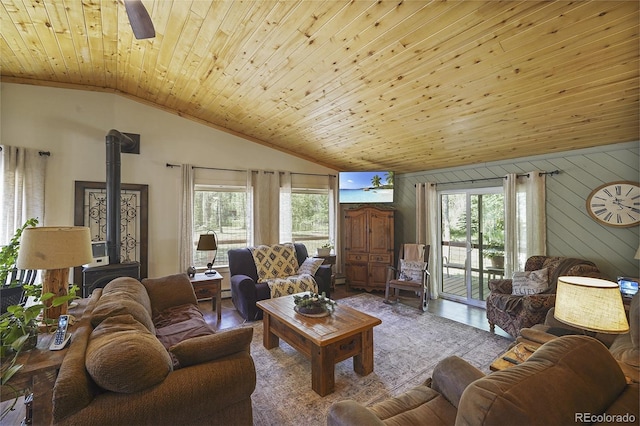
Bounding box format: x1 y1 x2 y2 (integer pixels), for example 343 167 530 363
314 254 336 290
189 272 223 325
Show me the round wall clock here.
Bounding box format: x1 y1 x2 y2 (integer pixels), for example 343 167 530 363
586 181 640 227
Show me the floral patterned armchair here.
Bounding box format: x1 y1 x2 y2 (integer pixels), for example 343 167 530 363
486 256 604 338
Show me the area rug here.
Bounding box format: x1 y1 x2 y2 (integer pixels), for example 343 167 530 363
247 293 511 426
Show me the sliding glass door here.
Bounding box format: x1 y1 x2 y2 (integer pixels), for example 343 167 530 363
439 188 504 307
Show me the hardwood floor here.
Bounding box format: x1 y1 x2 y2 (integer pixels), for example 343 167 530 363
1 284 511 426
201 284 512 340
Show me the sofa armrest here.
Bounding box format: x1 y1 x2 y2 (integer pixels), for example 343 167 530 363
488 279 512 294
431 356 485 408
315 265 332 297
327 400 385 426
169 327 253 368
522 293 556 312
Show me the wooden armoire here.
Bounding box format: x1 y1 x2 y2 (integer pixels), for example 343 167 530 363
344 206 394 292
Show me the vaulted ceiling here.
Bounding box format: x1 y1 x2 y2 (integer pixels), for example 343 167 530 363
1 1 638 173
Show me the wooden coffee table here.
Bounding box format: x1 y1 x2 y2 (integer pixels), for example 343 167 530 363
256 294 382 396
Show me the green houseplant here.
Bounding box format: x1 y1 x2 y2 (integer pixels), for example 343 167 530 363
0 219 79 419
317 241 334 256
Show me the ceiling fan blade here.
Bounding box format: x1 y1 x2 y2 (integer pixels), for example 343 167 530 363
124 0 155 39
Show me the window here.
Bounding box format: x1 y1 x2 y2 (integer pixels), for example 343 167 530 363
290 188 329 254
193 185 248 267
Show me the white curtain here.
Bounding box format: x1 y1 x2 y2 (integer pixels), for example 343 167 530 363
0 146 47 244
329 174 340 273
279 172 292 243
249 170 280 246
179 164 194 273
416 182 440 299
504 171 546 275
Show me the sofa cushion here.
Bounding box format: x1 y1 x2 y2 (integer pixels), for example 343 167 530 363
102 276 153 315
298 257 324 276
250 243 299 282
142 273 197 317
169 327 253 368
154 304 216 350
91 295 155 333
511 268 549 295
86 314 173 393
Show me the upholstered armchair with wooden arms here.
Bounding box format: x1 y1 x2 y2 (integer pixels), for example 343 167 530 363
486 256 603 338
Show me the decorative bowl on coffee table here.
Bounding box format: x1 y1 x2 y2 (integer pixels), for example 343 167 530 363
293 292 336 317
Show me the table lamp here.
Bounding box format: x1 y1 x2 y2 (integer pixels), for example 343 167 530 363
16 226 93 321
196 231 218 276
554 276 629 334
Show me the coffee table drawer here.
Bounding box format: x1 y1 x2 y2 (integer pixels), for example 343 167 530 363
270 317 312 358
333 334 362 363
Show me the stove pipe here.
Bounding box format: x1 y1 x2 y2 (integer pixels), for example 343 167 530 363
105 129 136 264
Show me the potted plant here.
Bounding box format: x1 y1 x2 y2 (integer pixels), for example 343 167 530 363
0 219 79 419
317 241 333 256
484 244 504 269
293 292 336 316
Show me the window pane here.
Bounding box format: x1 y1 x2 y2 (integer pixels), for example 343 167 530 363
193 188 247 266
291 191 329 254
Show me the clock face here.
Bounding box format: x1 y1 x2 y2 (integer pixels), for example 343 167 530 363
586 181 640 227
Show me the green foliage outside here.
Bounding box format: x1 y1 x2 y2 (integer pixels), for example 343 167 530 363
0 218 38 285
443 193 504 257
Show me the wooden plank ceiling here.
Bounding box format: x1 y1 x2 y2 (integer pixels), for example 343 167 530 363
1 0 638 173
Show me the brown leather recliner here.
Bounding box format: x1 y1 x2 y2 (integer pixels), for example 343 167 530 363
327 335 639 425
485 256 603 337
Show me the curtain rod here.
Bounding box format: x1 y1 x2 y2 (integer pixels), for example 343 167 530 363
419 170 560 186
0 147 50 156
166 163 336 178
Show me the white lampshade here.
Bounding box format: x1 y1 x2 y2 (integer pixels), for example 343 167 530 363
555 276 629 334
16 226 93 269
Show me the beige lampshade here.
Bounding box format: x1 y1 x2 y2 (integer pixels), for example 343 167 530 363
196 233 217 251
16 226 93 269
635 246 640 260
555 276 629 334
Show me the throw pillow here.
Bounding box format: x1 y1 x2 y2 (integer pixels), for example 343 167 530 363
141 273 197 317
399 260 427 282
170 327 253 368
297 257 324 276
511 268 549 295
85 314 173 393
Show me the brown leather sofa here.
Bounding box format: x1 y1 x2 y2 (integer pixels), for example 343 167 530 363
486 256 603 337
327 335 639 425
52 274 256 425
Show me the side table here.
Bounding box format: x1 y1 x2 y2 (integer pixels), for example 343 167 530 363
490 342 535 371
314 254 336 290
189 272 222 325
1 298 89 425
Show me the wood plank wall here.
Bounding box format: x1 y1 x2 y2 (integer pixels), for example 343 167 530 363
394 141 640 280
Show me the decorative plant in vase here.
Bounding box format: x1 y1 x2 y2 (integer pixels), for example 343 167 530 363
317 241 334 256
293 292 336 316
